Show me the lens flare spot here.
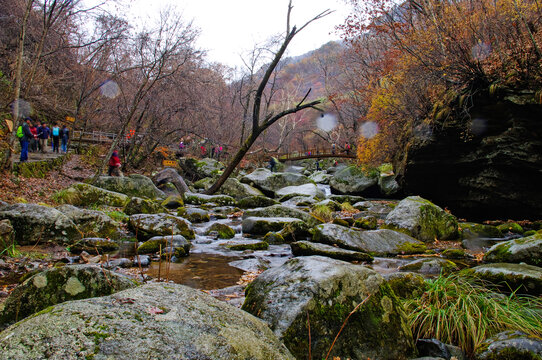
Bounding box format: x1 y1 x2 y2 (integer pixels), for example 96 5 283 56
360 121 378 139
471 118 487 136
11 99 32 119
316 113 337 132
100 80 120 99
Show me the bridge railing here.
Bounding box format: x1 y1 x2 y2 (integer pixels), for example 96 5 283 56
276 147 353 160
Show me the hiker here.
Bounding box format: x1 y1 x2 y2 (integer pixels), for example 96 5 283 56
211 146 216 158
108 150 122 176
316 159 321 171
200 145 206 157
61 125 69 153
51 122 60 153
17 118 33 162
37 122 50 153
332 143 336 154
29 121 38 152
345 141 351 155
269 157 277 172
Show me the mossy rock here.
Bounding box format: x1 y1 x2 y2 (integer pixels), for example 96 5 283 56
243 205 321 228
55 183 130 208
263 232 285 244
13 155 68 178
68 238 120 254
124 197 165 216
56 204 123 240
183 192 236 206
329 165 379 195
206 223 235 239
192 177 215 190
398 258 458 275
475 330 542 360
177 208 210 223
332 218 350 227
384 196 459 242
441 248 469 259
290 241 373 262
496 222 524 234
225 241 268 251
279 221 312 242
238 196 279 209
483 233 542 266
161 195 184 209
242 217 306 236
0 265 136 330
242 256 415 360
383 272 427 299
353 216 378 230
128 214 195 241
464 263 542 296
459 222 503 239
93 174 165 199
137 235 190 256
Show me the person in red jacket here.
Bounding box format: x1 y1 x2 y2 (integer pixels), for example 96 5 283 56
108 150 122 176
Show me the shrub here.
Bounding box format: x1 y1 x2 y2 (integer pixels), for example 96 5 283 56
311 204 333 222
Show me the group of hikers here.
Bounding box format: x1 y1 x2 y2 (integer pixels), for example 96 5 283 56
17 117 69 162
177 140 225 160
331 141 352 155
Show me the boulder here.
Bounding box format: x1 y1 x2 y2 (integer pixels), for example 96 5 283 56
128 214 195 241
275 183 325 200
242 256 416 360
179 157 224 180
243 204 321 227
0 203 81 245
225 240 269 251
475 331 542 360
55 183 130 207
238 195 280 209
206 223 235 239
0 283 294 360
398 258 459 275
240 168 312 196
313 199 343 211
68 237 119 254
290 241 373 262
466 263 542 296
353 200 396 219
183 192 236 206
137 235 191 257
242 217 305 235
0 219 15 251
0 265 136 330
383 272 427 299
280 195 317 207
123 196 165 215
483 233 542 266
152 168 189 195
384 196 459 242
309 170 331 184
329 194 366 204
329 165 378 195
56 204 123 239
313 224 427 256
93 174 165 199
218 178 264 200
177 207 210 223
460 222 503 239
496 222 524 234
161 195 184 209
378 173 400 196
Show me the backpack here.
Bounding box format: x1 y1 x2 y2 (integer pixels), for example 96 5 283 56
16 125 24 138
52 127 60 136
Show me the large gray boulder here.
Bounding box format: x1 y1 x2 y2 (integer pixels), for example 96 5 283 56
466 263 542 296
240 168 313 196
56 204 123 239
384 196 459 242
309 170 331 184
0 203 81 245
398 258 458 275
483 233 542 266
238 195 280 209
0 265 136 330
128 213 195 241
0 283 294 360
123 196 166 215
242 217 305 235
55 183 130 207
0 219 14 251
218 178 264 200
290 241 374 262
179 157 224 180
93 174 165 199
242 256 415 360
275 183 325 200
137 235 191 257
152 168 190 195
313 224 427 256
329 165 378 195
243 204 321 227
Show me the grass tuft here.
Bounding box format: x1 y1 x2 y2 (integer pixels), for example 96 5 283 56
311 204 333 222
404 273 542 357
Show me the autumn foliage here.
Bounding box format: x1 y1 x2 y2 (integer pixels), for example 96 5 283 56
339 0 542 165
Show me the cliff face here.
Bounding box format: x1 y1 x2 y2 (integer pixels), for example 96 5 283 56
401 90 542 221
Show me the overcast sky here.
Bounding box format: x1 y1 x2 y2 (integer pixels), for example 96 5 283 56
120 0 352 68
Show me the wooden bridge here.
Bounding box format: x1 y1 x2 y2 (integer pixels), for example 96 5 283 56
276 148 356 162
71 130 143 144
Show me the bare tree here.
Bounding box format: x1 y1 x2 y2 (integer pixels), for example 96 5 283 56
204 3 331 194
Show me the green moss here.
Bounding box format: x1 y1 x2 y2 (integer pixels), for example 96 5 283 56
263 232 285 244
137 239 167 254
396 241 427 254
332 218 350 227
441 248 467 259
207 223 235 239
497 222 524 234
